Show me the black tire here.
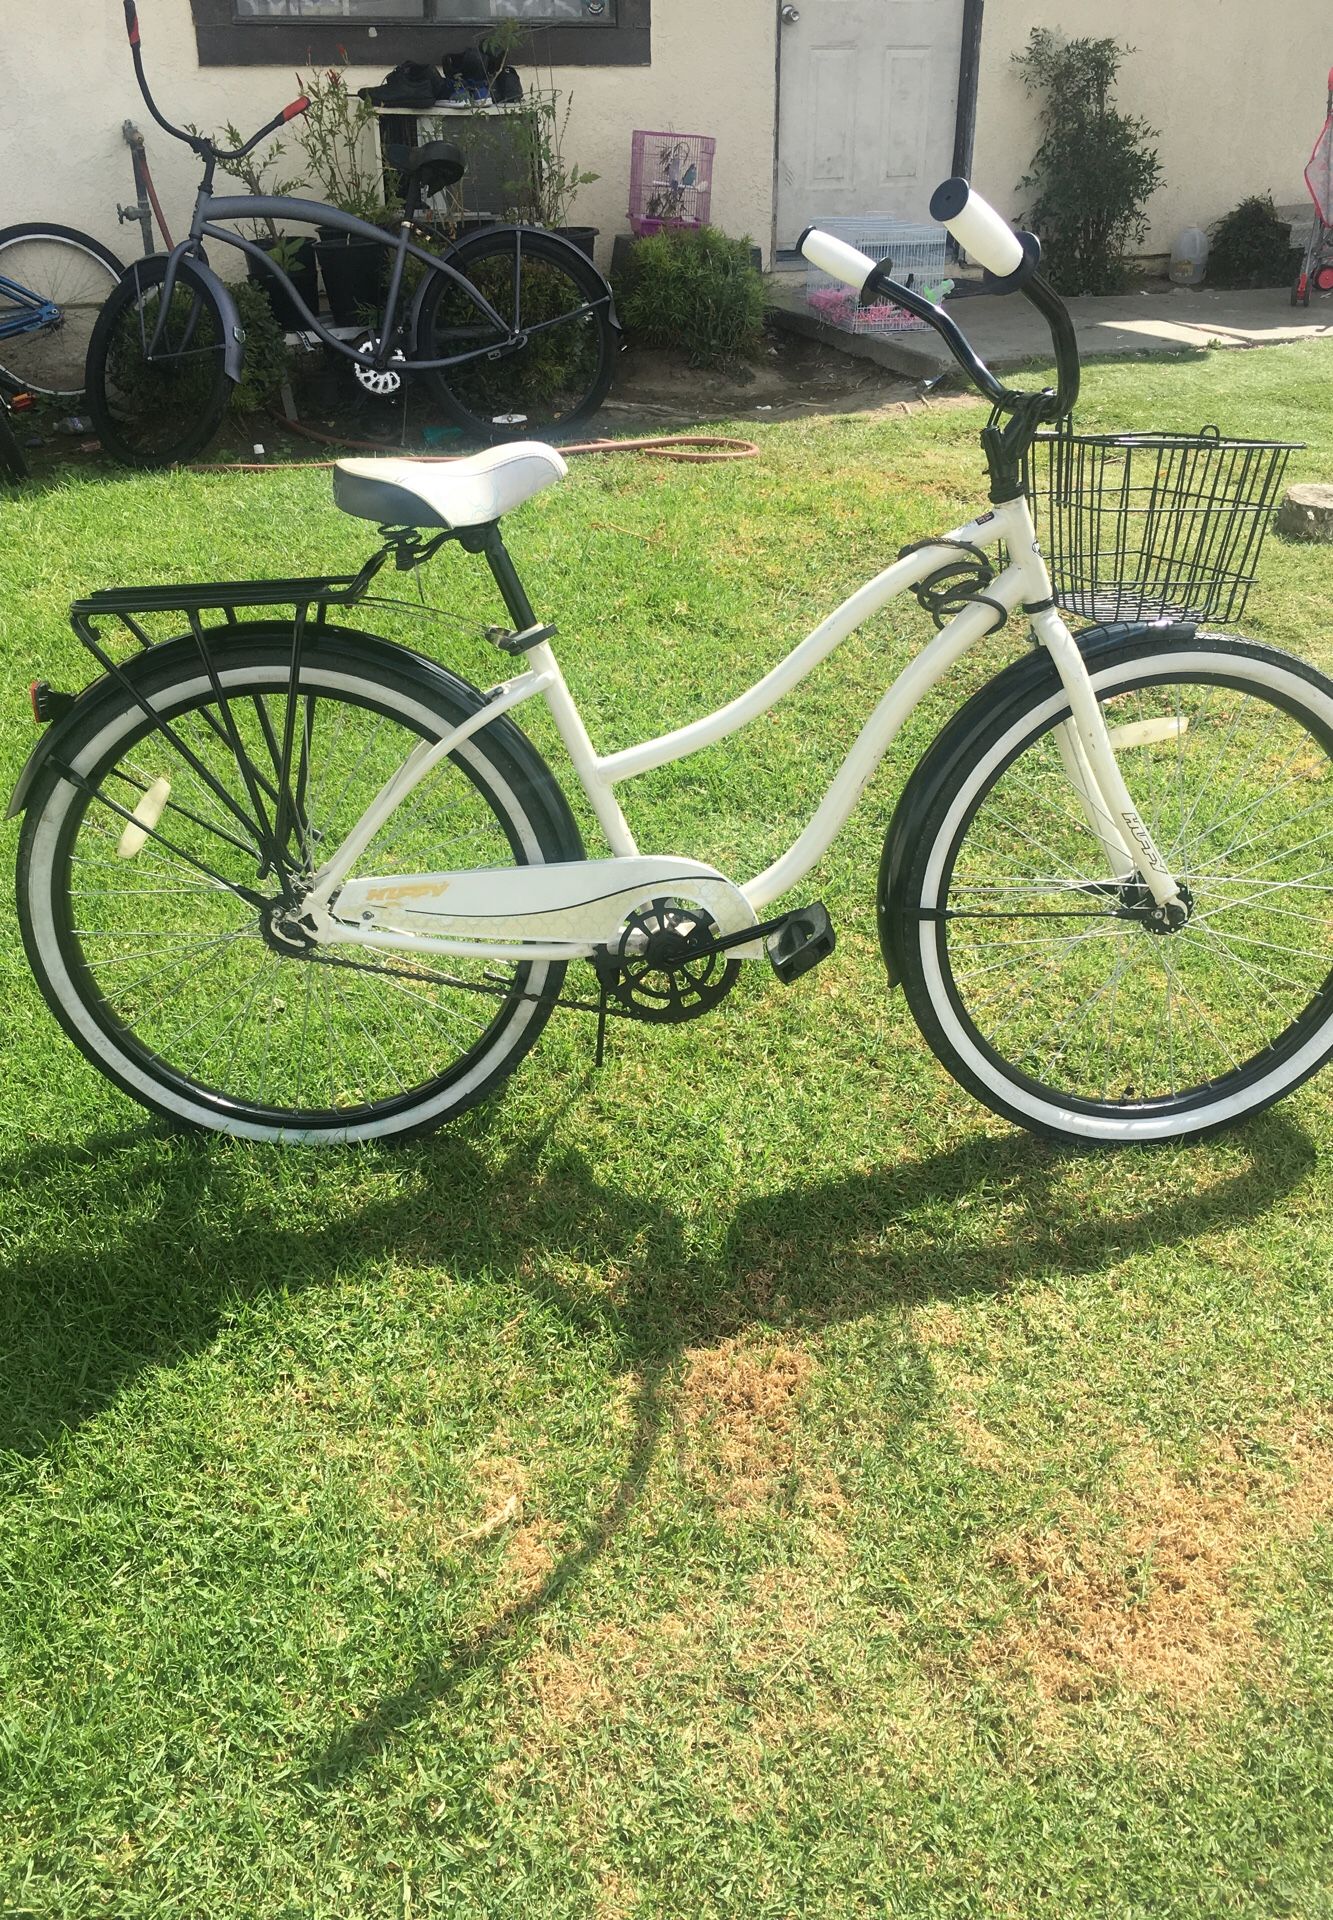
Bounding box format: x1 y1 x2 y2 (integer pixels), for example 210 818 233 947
84 255 231 469
883 630 1333 1145
17 625 584 1143
0 402 27 481
418 228 615 441
0 223 124 400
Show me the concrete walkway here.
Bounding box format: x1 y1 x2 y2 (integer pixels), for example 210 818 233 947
766 276 1333 382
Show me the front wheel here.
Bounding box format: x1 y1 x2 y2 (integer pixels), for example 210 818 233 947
17 628 583 1142
884 632 1333 1143
84 256 231 469
417 228 616 441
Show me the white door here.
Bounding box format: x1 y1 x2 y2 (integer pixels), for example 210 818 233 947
776 0 966 245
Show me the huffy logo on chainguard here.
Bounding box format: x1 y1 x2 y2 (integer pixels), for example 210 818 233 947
364 881 451 904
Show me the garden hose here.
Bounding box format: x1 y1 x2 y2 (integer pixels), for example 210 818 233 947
190 413 759 472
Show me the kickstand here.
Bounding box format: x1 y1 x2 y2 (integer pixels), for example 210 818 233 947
591 953 618 1069
594 982 609 1069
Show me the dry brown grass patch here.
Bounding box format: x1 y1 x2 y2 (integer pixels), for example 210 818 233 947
525 1622 645 1733
676 1336 814 1512
978 1430 1333 1707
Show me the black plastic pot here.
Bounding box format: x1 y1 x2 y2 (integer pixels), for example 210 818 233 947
315 230 387 326
555 226 599 260
246 235 319 330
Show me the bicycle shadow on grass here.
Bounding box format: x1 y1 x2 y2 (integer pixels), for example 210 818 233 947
0 1101 1316 1785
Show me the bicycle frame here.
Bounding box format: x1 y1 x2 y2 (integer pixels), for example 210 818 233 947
147 186 512 375
119 0 612 380
299 489 1184 965
0 272 60 342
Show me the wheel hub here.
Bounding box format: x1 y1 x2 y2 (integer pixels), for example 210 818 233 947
1119 878 1194 934
259 898 318 955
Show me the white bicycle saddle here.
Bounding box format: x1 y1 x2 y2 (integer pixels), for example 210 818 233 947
333 442 568 530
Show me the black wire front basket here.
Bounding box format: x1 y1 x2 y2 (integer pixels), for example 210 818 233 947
1023 422 1301 624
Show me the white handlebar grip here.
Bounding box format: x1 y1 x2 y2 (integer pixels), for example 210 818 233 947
799 226 877 293
929 178 1024 278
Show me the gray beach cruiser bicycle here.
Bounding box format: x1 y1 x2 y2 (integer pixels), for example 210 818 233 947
13 178 1333 1147
84 1 619 467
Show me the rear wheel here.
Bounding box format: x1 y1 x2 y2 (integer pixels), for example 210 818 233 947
419 228 615 441
18 629 583 1142
0 224 124 399
886 633 1333 1143
84 255 230 468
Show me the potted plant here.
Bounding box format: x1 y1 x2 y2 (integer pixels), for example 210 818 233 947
294 66 392 324
216 119 318 329
502 71 600 257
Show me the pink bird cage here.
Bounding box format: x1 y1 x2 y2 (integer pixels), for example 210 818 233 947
629 130 715 237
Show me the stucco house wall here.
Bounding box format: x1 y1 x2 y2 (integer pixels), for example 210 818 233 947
0 2 1321 274
0 0 776 275
971 0 1325 259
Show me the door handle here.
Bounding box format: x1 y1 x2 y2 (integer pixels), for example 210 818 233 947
780 4 800 21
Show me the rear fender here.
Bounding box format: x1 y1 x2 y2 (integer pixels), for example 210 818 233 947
8 624 585 863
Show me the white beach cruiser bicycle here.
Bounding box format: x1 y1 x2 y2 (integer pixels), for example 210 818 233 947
11 181 1333 1146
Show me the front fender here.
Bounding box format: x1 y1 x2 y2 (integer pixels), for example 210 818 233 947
876 619 1197 987
159 250 245 384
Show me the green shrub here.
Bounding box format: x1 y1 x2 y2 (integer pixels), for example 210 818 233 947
1207 195 1301 289
230 279 292 415
616 226 765 368
1012 28 1162 295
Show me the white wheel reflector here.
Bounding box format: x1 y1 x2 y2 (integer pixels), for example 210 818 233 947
1105 716 1188 749
116 776 171 858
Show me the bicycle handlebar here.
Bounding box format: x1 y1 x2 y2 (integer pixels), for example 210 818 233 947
928 177 1024 278
122 0 309 162
799 176 1079 423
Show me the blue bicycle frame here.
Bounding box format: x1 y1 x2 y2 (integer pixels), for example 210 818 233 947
0 272 61 344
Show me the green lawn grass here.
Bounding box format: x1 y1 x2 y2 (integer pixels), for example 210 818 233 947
1 344 1332 1917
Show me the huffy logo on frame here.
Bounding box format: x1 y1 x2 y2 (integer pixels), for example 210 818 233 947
364 881 451 904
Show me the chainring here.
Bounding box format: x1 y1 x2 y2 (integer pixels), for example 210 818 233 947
609 897 741 1023
352 337 406 396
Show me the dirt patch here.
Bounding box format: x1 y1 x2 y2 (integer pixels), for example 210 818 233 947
676 1336 815 1513
604 329 920 429
978 1431 1333 1706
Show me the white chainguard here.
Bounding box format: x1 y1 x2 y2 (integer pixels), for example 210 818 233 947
331 855 763 953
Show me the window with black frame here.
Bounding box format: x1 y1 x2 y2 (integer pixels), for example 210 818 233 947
234 1 615 21
192 0 643 64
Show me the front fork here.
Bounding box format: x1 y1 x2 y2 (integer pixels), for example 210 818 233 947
1030 602 1184 913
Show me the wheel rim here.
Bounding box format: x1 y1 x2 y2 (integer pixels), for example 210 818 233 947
923 662 1333 1124
428 240 606 433
96 266 226 462
36 661 552 1133
0 235 122 396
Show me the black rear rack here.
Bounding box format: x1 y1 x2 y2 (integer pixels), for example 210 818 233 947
70 572 376 621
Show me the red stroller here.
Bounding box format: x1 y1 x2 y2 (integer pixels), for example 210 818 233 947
1293 65 1333 305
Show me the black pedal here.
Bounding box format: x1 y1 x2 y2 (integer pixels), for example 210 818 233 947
766 902 836 984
